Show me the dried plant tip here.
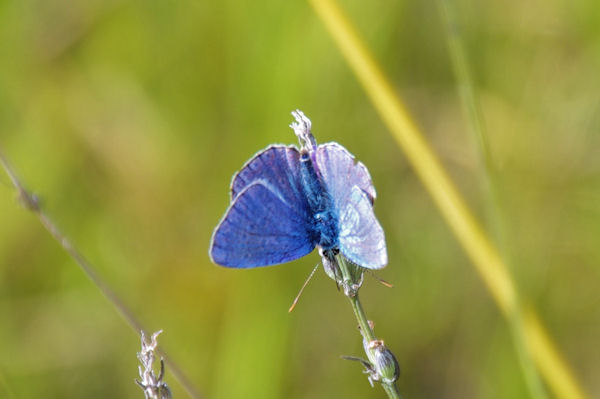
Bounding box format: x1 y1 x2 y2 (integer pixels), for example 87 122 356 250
290 109 317 151
136 330 172 399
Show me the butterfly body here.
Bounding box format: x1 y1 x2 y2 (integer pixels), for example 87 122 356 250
298 148 340 251
209 111 387 270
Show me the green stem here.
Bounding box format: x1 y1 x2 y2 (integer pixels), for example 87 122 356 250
349 294 376 342
337 255 402 399
383 383 402 399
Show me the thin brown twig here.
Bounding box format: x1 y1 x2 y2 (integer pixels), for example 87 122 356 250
0 148 202 399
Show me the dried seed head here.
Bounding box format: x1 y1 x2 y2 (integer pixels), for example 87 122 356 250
136 330 171 399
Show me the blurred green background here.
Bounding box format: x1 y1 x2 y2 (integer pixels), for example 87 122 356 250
1 0 599 398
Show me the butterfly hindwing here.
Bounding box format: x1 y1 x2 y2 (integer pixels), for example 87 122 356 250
338 186 387 269
315 142 377 208
210 181 316 268
316 143 386 268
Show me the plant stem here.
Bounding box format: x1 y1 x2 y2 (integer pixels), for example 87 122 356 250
349 293 375 342
336 255 402 399
382 383 401 399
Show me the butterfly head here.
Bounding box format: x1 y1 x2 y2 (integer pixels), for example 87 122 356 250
290 109 317 153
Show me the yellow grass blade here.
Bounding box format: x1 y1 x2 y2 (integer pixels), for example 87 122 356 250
524 309 587 399
308 1 588 398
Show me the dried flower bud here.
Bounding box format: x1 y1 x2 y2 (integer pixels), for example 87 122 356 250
370 340 400 384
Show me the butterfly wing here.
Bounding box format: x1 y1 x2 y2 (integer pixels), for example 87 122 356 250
211 146 316 268
316 143 386 268
315 142 376 206
338 187 387 269
210 182 316 268
230 145 306 206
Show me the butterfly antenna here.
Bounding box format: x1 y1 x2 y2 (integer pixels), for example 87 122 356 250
288 262 320 312
289 109 317 151
367 270 393 288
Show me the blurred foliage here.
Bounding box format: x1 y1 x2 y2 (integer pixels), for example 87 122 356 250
0 0 599 398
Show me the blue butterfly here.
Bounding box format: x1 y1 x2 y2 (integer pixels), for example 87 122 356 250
209 110 387 269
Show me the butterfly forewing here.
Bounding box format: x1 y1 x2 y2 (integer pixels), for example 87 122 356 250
338 186 387 269
230 145 308 209
212 146 315 268
210 182 316 268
